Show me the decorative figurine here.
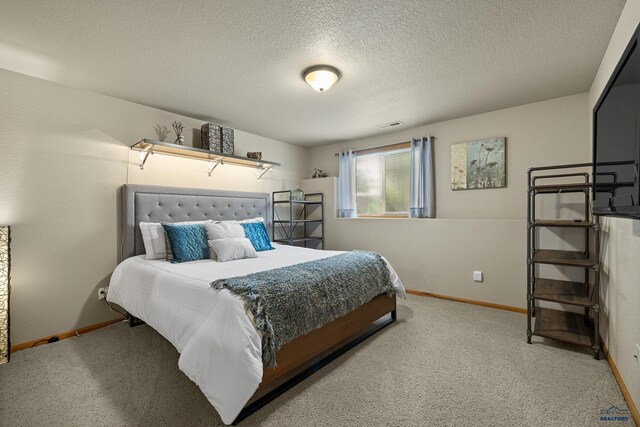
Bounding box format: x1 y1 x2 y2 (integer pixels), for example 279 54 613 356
247 152 262 160
312 168 327 179
154 125 171 142
172 121 184 145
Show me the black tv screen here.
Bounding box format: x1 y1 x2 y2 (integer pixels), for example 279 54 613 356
593 23 640 219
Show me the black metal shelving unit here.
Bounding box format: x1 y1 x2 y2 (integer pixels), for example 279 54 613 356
272 191 324 249
527 163 601 359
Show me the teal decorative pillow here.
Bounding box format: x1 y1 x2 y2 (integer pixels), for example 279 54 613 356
162 223 209 263
241 222 274 252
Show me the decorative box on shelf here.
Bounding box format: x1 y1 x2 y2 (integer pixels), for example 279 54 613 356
222 127 234 155
201 123 235 155
201 123 222 151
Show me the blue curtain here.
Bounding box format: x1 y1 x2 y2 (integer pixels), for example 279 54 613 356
409 137 435 218
337 150 357 218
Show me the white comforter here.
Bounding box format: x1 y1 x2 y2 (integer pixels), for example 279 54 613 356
107 243 405 424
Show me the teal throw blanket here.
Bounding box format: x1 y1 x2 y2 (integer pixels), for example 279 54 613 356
211 251 394 368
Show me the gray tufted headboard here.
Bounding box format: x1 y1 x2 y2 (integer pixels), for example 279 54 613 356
121 184 271 260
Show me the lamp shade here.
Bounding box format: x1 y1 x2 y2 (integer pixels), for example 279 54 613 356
303 65 341 92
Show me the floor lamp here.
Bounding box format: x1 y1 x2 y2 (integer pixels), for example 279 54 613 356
0 226 10 364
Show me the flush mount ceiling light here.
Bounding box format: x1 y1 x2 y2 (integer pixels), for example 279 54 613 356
302 65 341 92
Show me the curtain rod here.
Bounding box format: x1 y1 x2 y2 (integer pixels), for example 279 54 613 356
333 135 435 156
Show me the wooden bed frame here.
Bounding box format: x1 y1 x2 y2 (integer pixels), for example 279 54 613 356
237 293 396 424
121 185 397 424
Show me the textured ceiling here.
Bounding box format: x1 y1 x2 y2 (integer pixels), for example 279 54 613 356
0 0 625 146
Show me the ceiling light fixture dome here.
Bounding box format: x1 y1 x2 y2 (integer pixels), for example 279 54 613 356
303 65 341 92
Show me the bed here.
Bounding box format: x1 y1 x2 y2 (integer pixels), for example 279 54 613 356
108 184 405 424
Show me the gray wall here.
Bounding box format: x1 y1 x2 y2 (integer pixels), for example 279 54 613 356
0 69 308 345
588 0 640 413
305 93 589 308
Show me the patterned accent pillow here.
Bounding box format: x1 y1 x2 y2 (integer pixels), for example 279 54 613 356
162 223 209 263
241 222 274 252
139 222 167 260
140 220 212 260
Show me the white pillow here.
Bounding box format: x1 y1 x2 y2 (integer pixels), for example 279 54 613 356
205 221 245 241
208 238 257 262
239 217 264 224
140 220 212 260
217 217 264 224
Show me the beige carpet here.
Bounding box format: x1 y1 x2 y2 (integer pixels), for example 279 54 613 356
0 295 634 427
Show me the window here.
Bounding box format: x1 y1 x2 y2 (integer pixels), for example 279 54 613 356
356 143 411 217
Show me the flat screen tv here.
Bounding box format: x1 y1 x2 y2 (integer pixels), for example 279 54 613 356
593 23 640 219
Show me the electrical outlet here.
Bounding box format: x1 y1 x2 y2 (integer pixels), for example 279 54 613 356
473 271 483 282
97 287 108 301
634 343 640 368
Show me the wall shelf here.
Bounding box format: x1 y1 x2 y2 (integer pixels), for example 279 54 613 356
130 139 280 179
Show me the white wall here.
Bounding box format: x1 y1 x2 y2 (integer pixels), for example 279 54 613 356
588 0 640 412
306 93 589 308
0 69 308 345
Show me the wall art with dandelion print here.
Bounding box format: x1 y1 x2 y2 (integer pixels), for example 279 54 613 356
451 137 506 190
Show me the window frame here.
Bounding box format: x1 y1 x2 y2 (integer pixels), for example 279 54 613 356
355 142 411 218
